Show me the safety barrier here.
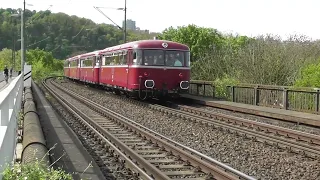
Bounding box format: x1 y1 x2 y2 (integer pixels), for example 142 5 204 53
189 80 320 114
0 74 23 180
21 87 49 166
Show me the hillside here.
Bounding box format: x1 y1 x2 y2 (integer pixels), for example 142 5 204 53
0 8 158 59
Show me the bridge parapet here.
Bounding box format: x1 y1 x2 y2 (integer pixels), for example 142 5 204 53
0 74 23 179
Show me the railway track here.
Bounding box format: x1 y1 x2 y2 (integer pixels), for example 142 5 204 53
44 77 253 180
112 95 320 160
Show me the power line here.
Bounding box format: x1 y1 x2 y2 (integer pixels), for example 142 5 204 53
51 19 90 52
25 5 53 27
27 36 50 48
94 6 122 30
72 20 90 40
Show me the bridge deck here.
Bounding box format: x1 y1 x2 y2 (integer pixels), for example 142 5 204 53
0 78 13 91
32 81 105 180
181 94 320 127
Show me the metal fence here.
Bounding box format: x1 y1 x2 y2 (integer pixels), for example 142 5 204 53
189 80 320 114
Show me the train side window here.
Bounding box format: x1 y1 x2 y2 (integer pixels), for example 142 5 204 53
95 56 101 67
185 51 190 67
112 52 119 65
132 50 142 65
80 59 85 67
102 56 106 66
73 61 77 67
121 51 128 65
107 54 113 65
82 58 93 67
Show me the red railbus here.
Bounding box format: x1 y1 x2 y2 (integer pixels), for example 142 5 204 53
64 40 191 99
67 56 80 80
78 51 100 84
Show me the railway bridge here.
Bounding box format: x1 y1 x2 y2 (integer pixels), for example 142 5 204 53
1 71 320 180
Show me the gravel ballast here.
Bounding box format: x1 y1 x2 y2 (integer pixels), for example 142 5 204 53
42 83 136 180
56 79 320 180
176 99 320 135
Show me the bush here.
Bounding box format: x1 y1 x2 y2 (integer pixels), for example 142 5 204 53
2 161 73 180
294 60 320 87
213 75 240 98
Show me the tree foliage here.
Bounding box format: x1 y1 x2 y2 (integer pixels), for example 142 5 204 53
294 62 320 87
0 48 63 83
0 8 157 60
2 8 320 88
191 34 320 86
158 24 225 61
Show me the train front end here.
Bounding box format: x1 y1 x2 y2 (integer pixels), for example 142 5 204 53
128 40 190 99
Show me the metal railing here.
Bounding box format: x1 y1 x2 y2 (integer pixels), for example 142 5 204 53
189 80 320 114
0 74 23 180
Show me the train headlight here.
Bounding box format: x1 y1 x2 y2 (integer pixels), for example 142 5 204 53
180 81 189 90
145 80 155 89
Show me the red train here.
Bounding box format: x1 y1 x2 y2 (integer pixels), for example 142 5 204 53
64 40 190 99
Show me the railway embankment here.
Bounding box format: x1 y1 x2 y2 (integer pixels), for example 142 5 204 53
56 77 320 180
32 80 105 180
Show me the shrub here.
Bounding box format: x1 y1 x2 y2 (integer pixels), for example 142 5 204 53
2 161 73 180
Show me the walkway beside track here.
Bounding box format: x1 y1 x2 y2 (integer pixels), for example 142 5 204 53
0 77 16 91
181 94 320 127
32 81 105 180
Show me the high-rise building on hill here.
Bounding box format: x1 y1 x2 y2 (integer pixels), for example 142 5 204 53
122 19 136 31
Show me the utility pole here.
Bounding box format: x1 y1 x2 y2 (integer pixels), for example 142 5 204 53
21 0 26 74
124 0 127 43
13 27 15 71
11 18 14 69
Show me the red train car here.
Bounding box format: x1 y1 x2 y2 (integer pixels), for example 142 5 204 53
78 51 100 84
63 59 70 77
67 55 80 80
64 40 191 99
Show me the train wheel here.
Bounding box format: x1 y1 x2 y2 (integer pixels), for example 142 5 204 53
114 89 121 95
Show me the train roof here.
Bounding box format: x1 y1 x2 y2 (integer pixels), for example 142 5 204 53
67 55 80 61
66 40 189 60
79 50 101 58
99 40 189 54
67 50 101 61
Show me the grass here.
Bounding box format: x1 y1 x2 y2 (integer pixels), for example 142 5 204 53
1 143 93 180
2 162 73 180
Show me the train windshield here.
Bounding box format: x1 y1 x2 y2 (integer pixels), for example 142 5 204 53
141 50 190 67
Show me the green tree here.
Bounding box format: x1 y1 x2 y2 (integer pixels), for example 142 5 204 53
0 48 21 71
157 24 225 61
0 8 156 60
294 61 320 87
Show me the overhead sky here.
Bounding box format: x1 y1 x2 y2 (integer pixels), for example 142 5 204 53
1 0 319 40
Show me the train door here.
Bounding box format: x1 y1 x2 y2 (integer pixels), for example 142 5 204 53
122 50 129 89
94 56 100 84
126 50 132 89
90 56 94 82
76 59 81 80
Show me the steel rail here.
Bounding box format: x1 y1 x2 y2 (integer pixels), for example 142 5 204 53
105 95 320 159
59 77 320 159
176 104 320 146
145 102 320 159
50 77 255 180
42 78 153 180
